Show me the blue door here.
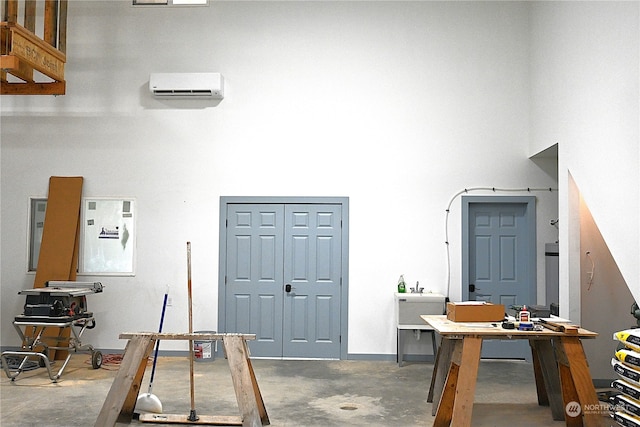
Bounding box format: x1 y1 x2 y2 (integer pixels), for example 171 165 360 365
462 196 536 359
224 203 343 359
283 205 342 358
225 204 285 357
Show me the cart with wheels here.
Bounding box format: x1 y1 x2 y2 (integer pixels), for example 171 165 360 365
1 281 104 383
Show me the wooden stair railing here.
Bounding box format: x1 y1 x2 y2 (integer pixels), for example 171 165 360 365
1 0 67 95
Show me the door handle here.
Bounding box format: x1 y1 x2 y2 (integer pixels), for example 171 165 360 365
469 284 480 293
285 284 292 293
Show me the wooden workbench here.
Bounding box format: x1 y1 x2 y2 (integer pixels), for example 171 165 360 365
422 315 604 427
94 332 269 427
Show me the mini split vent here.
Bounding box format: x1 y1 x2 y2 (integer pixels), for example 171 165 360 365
149 73 224 99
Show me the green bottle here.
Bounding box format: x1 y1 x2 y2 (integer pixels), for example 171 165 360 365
397 275 406 293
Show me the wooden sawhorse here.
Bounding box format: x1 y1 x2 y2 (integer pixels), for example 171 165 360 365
95 332 269 427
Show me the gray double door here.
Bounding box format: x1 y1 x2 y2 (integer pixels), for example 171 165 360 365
224 203 342 359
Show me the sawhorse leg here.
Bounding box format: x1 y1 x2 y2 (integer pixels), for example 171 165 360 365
428 336 454 410
556 337 605 427
223 335 270 427
94 335 156 427
530 338 565 421
432 336 482 427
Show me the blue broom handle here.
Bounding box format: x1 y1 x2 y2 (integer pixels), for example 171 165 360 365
148 292 168 388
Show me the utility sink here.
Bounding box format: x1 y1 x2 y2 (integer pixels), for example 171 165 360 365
395 292 446 326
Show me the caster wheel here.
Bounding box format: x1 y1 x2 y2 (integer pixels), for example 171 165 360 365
91 351 103 369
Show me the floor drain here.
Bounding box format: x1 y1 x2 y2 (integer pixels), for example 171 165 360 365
340 404 358 411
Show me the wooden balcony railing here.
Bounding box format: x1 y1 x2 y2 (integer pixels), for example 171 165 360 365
1 0 67 95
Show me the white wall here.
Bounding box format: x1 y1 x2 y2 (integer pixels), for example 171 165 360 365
1 1 560 356
579 191 635 382
530 2 639 321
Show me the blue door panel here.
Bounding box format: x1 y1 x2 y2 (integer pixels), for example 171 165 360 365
284 204 341 358
500 235 516 280
258 294 276 341
225 204 284 357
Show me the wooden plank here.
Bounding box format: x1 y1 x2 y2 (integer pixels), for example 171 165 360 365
557 359 582 426
7 25 65 81
429 337 456 414
4 0 18 22
245 344 270 426
0 55 19 70
58 0 67 53
119 332 256 341
1 80 65 95
34 177 83 287
1 20 11 55
139 413 242 425
94 335 156 427
421 315 598 339
559 337 605 427
530 340 549 406
1 27 36 82
449 336 482 427
531 339 565 420
563 325 579 335
223 335 267 427
1 55 35 82
30 177 82 360
555 339 583 427
44 0 58 48
427 337 443 403
1 23 66 59
120 341 158 421
432 359 459 427
432 338 463 424
24 0 37 32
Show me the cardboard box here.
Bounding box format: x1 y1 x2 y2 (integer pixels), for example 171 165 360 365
446 301 505 322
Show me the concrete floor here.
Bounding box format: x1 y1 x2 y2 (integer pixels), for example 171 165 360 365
0 353 612 426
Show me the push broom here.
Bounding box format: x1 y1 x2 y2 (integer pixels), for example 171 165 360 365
136 286 170 414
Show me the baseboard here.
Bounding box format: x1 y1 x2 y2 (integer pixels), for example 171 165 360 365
347 353 435 363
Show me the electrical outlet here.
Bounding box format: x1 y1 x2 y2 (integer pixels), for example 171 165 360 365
166 297 173 307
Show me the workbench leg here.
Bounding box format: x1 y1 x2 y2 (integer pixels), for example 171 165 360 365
429 338 456 414
94 335 156 427
432 357 459 427
449 336 482 427
431 330 438 360
531 340 549 405
530 339 564 421
556 337 605 427
427 334 443 403
223 335 270 427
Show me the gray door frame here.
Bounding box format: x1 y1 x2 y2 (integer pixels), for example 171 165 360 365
218 196 349 360
461 195 537 304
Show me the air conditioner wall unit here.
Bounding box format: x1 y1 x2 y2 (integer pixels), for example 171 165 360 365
149 72 224 99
